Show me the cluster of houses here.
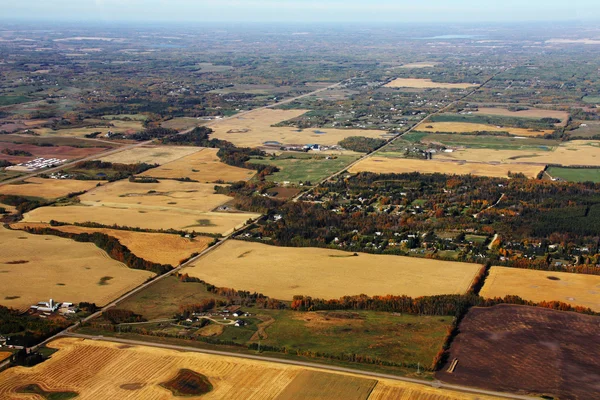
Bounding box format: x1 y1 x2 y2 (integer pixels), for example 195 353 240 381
6 157 67 172
184 306 251 328
30 298 77 318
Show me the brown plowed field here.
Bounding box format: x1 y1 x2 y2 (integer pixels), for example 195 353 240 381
436 305 600 399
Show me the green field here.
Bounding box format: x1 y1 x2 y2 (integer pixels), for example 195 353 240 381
547 167 600 183
0 95 31 106
251 153 360 184
117 276 226 320
582 96 600 104
409 132 558 151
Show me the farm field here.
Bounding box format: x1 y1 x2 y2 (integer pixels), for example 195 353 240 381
348 157 543 178
384 78 477 90
140 147 256 183
117 276 225 320
101 114 148 121
546 166 600 182
0 177 102 199
22 205 260 235
480 266 600 311
11 223 212 266
97 145 200 164
474 107 569 125
0 226 154 311
414 132 558 150
250 152 361 184
31 119 143 138
416 122 554 136
79 179 232 212
0 141 108 164
570 121 600 138
399 62 438 68
0 338 499 400
436 305 600 399
183 240 482 300
160 117 203 131
434 140 600 166
209 108 387 147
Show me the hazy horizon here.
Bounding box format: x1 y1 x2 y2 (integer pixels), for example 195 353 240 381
1 0 599 23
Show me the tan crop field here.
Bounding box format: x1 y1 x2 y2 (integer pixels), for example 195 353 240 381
399 62 438 68
32 119 143 138
12 223 212 266
480 267 600 311
348 157 543 178
0 352 11 363
418 122 554 136
384 78 477 90
22 205 260 235
140 147 256 183
184 240 481 300
0 177 102 199
160 117 203 131
79 179 232 212
97 145 200 164
474 107 569 125
0 338 501 400
435 140 600 166
209 108 387 147
0 226 154 311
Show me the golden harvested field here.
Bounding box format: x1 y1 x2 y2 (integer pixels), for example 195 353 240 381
436 140 600 166
480 267 600 311
348 157 543 178
22 205 259 236
80 179 232 212
0 338 501 400
97 145 200 164
12 223 212 266
399 62 438 68
32 120 143 138
209 108 386 147
140 147 256 183
474 107 569 125
184 240 481 300
0 226 154 311
384 78 477 90
0 352 11 363
418 122 554 136
0 177 102 199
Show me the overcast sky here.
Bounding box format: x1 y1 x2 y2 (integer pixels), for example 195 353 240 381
1 0 599 23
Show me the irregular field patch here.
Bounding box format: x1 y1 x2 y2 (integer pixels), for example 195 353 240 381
384 78 477 90
79 179 232 212
546 166 600 183
0 142 108 164
348 157 542 178
474 107 569 125
22 205 259 236
0 226 154 311
436 305 600 399
0 177 102 199
480 266 600 311
0 338 501 400
12 223 212 267
417 122 554 137
435 140 600 166
140 147 255 183
97 145 200 164
184 240 482 300
209 108 387 148
31 119 143 138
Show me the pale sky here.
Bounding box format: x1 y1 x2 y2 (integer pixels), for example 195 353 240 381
1 0 599 23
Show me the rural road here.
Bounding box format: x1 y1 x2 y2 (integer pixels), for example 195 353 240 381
61 332 539 400
0 77 349 188
292 67 511 201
